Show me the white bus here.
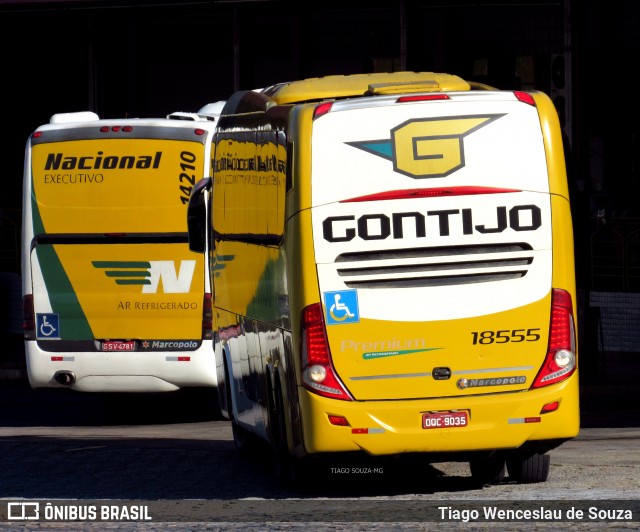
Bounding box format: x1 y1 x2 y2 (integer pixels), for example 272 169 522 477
23 104 224 392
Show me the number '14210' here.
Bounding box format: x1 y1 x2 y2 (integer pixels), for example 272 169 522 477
471 328 541 345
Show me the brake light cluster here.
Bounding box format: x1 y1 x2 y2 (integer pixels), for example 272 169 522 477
514 91 536 106
532 288 577 388
99 125 134 133
313 102 333 120
22 295 35 340
202 293 213 340
300 303 352 400
313 90 535 121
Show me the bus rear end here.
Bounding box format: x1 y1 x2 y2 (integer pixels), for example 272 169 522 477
23 113 217 392
294 84 577 482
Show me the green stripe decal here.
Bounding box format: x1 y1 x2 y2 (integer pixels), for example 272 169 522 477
362 348 442 360
31 177 93 340
92 261 151 268
104 271 149 277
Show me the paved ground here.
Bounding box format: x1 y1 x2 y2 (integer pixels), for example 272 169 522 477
3 348 640 429
0 353 639 531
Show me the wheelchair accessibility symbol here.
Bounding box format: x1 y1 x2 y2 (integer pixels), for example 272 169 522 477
36 313 60 339
324 290 359 325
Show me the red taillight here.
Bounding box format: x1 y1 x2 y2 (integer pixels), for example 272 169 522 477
302 304 329 365
99 125 135 133
514 91 536 106
300 303 352 401
328 415 350 426
532 289 576 388
313 102 333 120
341 186 520 203
202 293 213 340
540 401 560 414
396 94 450 103
22 295 35 340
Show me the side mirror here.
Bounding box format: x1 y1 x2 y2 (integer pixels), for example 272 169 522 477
187 177 212 253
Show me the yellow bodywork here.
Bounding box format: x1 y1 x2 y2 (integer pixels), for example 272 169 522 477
299 376 579 455
210 74 580 459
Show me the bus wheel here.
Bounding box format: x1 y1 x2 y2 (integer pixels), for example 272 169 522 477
231 420 259 457
469 453 506 485
506 452 550 483
225 359 258 457
273 387 304 488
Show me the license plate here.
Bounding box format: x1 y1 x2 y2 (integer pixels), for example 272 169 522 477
422 411 468 429
102 340 135 352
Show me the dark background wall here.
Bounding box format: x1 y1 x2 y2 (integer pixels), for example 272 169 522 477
1 0 639 368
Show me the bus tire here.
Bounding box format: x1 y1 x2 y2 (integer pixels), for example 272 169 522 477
231 420 259 457
507 452 550 483
225 359 259 457
469 453 506 485
273 386 305 488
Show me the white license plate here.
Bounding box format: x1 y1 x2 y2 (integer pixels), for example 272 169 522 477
422 411 468 429
102 340 135 352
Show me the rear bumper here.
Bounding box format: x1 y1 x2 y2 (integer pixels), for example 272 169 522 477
297 374 579 457
24 341 217 392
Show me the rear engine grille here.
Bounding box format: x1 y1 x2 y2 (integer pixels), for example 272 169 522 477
335 243 533 289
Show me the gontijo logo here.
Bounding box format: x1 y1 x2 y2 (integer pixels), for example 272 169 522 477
92 260 195 293
347 114 504 178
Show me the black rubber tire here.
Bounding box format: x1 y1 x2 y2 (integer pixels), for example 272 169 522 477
507 452 550 483
272 387 306 488
469 453 506 485
225 359 259 457
231 419 260 457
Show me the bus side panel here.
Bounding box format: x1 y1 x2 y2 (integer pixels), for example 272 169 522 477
550 194 577 298
210 128 289 434
211 240 288 434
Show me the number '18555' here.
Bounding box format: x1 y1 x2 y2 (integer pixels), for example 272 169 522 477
471 328 541 345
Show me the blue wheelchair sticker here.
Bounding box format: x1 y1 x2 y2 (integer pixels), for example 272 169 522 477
324 290 359 325
36 313 60 339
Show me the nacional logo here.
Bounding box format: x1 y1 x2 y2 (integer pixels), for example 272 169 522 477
346 114 504 179
93 260 195 293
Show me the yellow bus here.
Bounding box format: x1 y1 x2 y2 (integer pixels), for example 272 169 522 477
187 72 579 486
23 104 224 392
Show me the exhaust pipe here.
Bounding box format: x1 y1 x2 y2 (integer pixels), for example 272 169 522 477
53 370 76 386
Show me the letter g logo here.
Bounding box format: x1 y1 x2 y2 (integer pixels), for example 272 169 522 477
347 114 504 179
